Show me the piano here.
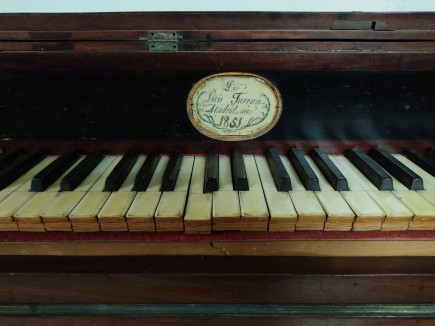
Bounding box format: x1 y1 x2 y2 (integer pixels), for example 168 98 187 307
0 12 435 324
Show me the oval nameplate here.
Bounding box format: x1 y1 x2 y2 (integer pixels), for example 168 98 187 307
187 72 282 141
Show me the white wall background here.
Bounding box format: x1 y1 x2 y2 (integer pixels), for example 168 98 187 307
1 0 435 13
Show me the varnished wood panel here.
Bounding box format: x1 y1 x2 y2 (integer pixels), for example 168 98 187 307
1 52 434 71
0 13 433 31
2 240 435 257
0 273 434 304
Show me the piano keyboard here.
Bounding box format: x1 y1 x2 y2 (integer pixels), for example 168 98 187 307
0 148 434 233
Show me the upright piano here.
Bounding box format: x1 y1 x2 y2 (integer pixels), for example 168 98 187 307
0 12 435 324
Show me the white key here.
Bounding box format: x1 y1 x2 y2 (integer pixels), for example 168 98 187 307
189 156 206 194
69 192 111 221
173 156 194 192
118 155 146 191
14 192 59 222
154 156 194 231
254 156 297 229
0 192 34 222
0 157 57 222
315 191 355 219
282 154 325 230
332 155 412 223
213 156 241 231
98 191 136 222
184 193 212 234
89 156 122 192
393 190 435 218
332 156 385 230
155 191 187 231
147 156 169 192
419 189 435 206
14 156 57 192
126 192 161 220
218 156 233 191
305 156 334 191
74 156 116 192
305 156 354 229
340 191 385 218
281 155 305 190
124 155 170 230
244 155 262 191
290 191 326 230
41 192 87 222
13 157 86 227
393 154 435 189
239 155 269 231
184 157 211 234
42 156 116 227
394 189 435 231
290 191 326 219
213 191 240 220
41 156 85 192
332 156 376 191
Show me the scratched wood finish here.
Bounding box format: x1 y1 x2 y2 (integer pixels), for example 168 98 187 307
1 52 434 71
0 272 434 304
1 256 435 306
0 13 434 71
0 13 433 31
2 240 435 257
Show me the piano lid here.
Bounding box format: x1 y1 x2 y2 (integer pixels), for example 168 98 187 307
0 12 434 71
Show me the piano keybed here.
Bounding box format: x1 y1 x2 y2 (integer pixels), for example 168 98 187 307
0 147 434 233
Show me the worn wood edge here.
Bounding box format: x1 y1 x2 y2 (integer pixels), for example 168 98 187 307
1 52 435 71
0 303 434 318
0 12 434 31
2 240 435 256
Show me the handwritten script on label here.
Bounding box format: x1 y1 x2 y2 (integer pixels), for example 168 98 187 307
187 73 282 141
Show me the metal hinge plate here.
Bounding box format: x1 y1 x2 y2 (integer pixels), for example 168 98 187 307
148 31 179 52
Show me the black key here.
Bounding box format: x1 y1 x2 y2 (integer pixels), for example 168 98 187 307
369 148 423 190
427 148 435 160
231 148 249 191
0 149 46 190
0 149 26 172
133 152 160 191
31 150 81 192
287 148 320 191
266 147 291 191
311 148 348 191
405 150 435 177
104 148 139 192
204 148 219 193
345 148 393 191
60 150 104 191
160 150 183 191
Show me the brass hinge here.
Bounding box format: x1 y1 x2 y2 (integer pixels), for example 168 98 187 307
147 31 179 52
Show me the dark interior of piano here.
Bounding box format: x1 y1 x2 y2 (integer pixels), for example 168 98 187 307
0 12 434 324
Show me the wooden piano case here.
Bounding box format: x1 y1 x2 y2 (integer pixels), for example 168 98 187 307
0 12 435 324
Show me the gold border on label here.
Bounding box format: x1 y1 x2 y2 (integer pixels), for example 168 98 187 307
187 72 283 141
